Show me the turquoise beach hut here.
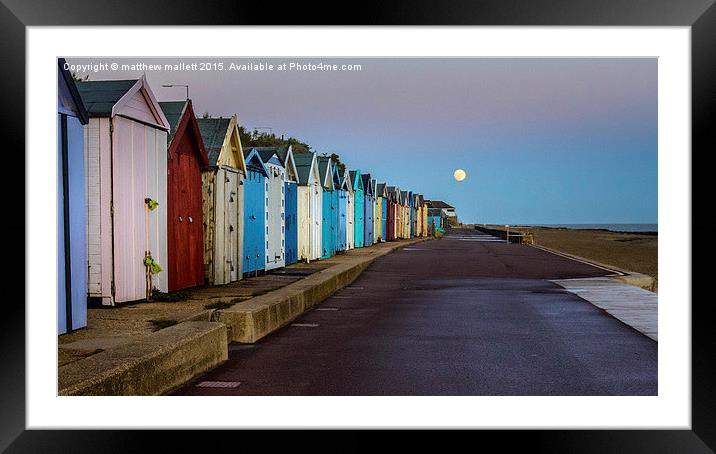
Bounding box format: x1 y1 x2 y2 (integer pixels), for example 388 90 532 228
350 170 365 248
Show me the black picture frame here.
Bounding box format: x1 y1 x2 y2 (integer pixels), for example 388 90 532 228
2 0 709 451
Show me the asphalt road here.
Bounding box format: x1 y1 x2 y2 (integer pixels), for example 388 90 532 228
173 228 657 396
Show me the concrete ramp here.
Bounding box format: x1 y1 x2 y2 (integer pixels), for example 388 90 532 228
552 277 658 341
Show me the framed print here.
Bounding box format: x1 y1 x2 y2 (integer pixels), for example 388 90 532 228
2 0 711 451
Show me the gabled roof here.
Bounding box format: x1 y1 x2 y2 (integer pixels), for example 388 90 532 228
264 145 299 182
426 200 454 209
376 183 387 197
349 170 363 192
361 173 373 197
77 76 169 130
76 79 137 116
242 147 269 177
341 168 353 193
255 148 283 168
159 100 187 143
160 100 208 168
331 162 342 188
316 156 334 190
197 117 231 166
58 58 88 124
294 151 319 186
400 191 409 205
386 186 399 202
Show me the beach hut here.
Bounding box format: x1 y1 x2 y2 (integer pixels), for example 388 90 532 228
275 146 299 265
254 147 289 271
350 170 365 248
409 191 416 238
413 194 422 239
197 115 246 286
361 173 375 246
343 169 355 250
427 207 443 235
295 152 322 261
160 100 209 291
317 156 336 259
334 163 348 252
376 183 388 242
385 186 398 241
420 196 429 237
58 59 89 333
242 148 269 274
78 76 170 305
370 178 379 244
400 191 410 239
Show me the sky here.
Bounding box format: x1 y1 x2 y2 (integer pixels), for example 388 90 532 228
66 57 657 224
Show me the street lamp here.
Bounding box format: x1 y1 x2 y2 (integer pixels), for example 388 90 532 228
162 84 189 100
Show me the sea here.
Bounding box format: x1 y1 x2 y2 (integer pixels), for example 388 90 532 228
518 224 658 233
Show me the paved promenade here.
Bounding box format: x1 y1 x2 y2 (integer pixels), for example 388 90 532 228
174 228 657 396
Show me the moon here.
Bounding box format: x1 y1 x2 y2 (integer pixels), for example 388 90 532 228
453 169 466 182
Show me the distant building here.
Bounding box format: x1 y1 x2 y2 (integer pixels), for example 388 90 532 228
425 200 458 226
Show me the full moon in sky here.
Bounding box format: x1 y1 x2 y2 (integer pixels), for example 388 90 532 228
453 169 466 182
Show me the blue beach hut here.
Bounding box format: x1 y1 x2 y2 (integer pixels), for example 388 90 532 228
242 148 269 274
361 173 375 246
317 156 336 259
408 191 415 238
333 162 347 252
58 59 89 335
274 146 299 265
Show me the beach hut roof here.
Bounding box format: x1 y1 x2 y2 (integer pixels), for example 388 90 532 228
242 147 270 177
316 156 334 190
197 117 232 166
158 100 188 143
376 183 388 197
361 174 374 197
194 115 246 173
159 100 209 168
256 145 299 182
341 168 353 192
331 162 342 187
76 76 169 130
426 200 454 209
349 170 363 191
58 59 88 124
76 79 137 116
256 148 283 167
294 151 318 186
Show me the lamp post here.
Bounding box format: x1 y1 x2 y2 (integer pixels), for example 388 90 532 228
162 84 189 100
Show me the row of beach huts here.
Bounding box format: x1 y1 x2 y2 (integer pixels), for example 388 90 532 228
57 60 451 335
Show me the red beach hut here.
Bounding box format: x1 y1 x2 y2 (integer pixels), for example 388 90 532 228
160 100 209 291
